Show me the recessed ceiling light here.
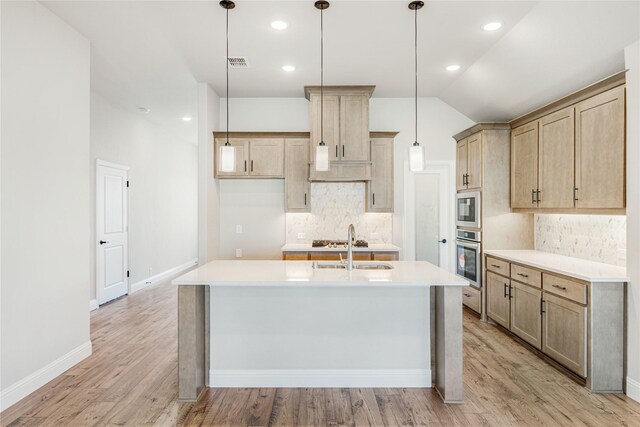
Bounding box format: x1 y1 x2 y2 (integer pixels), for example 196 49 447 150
137 106 150 114
182 116 192 122
483 22 502 31
271 21 288 30
282 65 296 72
446 65 461 72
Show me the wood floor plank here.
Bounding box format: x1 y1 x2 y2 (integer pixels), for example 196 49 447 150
3 282 640 427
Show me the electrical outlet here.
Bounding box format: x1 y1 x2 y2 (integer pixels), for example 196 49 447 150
236 248 243 258
297 232 306 240
617 249 627 261
236 224 243 234
552 239 561 249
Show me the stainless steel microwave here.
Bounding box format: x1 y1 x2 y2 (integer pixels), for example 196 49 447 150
456 191 481 229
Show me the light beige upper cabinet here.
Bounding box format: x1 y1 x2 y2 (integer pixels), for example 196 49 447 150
456 138 468 191
367 138 393 212
339 95 370 161
310 95 340 162
285 139 310 212
455 132 482 191
510 280 542 350
215 139 249 177
307 86 374 165
249 139 284 177
511 122 539 208
538 107 575 208
575 85 626 209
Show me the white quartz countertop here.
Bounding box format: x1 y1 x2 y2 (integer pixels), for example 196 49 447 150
172 260 468 288
281 243 401 252
484 250 628 282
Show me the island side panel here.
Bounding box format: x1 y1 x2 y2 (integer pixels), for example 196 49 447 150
178 285 207 401
435 286 464 403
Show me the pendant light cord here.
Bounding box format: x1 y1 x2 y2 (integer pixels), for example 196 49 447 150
320 6 324 145
414 6 418 145
225 5 230 145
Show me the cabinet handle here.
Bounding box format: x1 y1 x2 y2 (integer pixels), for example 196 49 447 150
540 299 546 315
491 264 501 269
573 187 579 202
304 193 307 206
342 145 345 157
335 145 338 158
372 193 375 205
464 293 471 298
552 284 567 291
531 189 536 204
244 160 247 172
509 285 513 299
536 189 541 204
517 272 529 278
504 283 509 298
251 160 254 172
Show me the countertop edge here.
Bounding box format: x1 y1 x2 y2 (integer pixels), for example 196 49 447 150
484 250 629 283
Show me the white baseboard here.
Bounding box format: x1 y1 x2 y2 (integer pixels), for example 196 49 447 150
0 341 92 412
89 299 99 311
209 369 431 388
130 259 198 294
627 376 640 403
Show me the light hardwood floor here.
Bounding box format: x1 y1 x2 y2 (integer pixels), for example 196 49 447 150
2 280 640 426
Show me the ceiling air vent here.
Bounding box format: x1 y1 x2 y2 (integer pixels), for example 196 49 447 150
227 57 249 68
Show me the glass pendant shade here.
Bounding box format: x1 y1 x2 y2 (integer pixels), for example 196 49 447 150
219 144 236 172
409 144 424 172
315 144 329 171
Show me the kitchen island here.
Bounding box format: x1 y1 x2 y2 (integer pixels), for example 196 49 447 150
173 260 468 404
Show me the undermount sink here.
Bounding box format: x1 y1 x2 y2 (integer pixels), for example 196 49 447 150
312 261 394 270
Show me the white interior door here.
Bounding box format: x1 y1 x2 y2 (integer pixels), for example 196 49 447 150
404 162 454 271
96 161 129 305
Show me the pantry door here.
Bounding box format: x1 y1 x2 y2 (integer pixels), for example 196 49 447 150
96 160 129 305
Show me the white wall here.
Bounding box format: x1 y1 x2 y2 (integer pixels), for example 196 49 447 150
624 40 640 403
90 92 198 298
198 83 220 263
1 1 91 410
217 97 474 258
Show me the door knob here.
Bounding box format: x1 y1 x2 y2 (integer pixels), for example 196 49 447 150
99 240 108 245
438 239 447 244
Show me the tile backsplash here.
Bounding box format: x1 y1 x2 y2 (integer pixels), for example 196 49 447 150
535 214 626 267
286 183 392 244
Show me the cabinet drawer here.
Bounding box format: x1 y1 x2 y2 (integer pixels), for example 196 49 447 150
486 257 509 276
462 286 481 313
543 273 587 305
511 264 542 288
283 252 309 261
372 252 398 261
309 252 371 261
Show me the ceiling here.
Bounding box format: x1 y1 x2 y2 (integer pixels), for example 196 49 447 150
43 0 640 140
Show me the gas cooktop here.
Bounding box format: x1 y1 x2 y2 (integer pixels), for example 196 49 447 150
312 239 369 248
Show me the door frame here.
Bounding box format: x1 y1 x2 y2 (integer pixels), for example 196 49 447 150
96 159 130 305
404 160 455 272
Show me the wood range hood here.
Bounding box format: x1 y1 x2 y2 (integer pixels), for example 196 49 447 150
305 85 376 182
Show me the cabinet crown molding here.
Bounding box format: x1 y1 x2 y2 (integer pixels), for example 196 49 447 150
453 123 510 142
304 85 376 100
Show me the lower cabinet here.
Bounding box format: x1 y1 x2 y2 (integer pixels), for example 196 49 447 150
282 251 399 261
542 292 587 377
486 271 510 328
462 286 481 313
510 281 542 349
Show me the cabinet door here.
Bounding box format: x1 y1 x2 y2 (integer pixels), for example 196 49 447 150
250 139 284 177
466 132 482 189
575 86 626 209
510 281 542 349
339 95 370 161
367 138 393 212
310 95 340 162
215 139 249 177
285 139 311 212
511 122 539 208
538 107 575 208
486 271 510 328
456 138 468 191
542 293 587 377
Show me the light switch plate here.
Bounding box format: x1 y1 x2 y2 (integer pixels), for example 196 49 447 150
236 224 243 234
236 248 243 258
297 232 306 240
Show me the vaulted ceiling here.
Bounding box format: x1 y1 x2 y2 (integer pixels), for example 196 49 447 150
43 1 640 140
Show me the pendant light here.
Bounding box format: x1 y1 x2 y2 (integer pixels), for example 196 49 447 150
314 0 330 172
219 0 236 172
408 1 425 172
